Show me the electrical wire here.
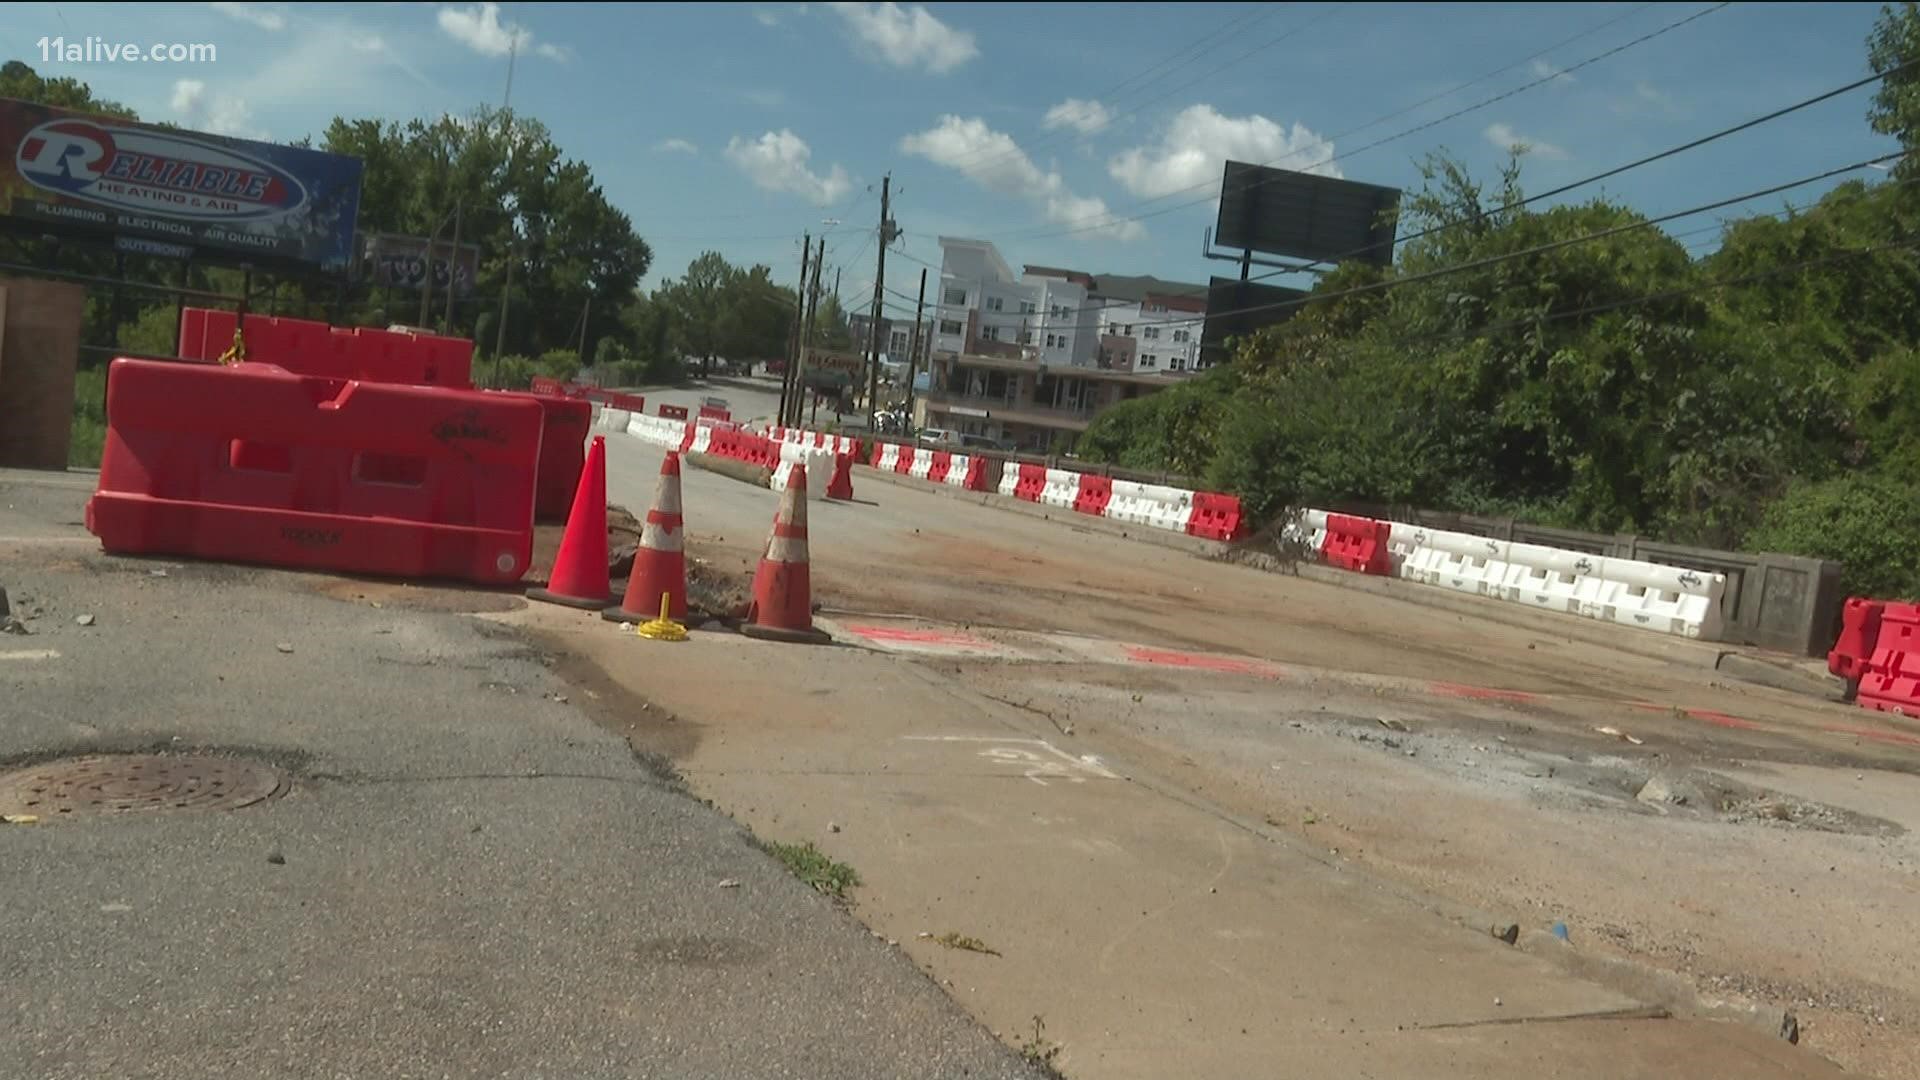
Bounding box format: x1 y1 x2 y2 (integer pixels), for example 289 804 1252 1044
985 2 1733 243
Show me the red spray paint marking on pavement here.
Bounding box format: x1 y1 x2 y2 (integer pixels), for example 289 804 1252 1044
1427 682 1539 704
1122 645 1282 679
846 624 991 647
1631 702 1764 731
1821 724 1920 748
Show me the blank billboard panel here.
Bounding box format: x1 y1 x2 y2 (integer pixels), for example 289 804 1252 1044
1215 160 1400 267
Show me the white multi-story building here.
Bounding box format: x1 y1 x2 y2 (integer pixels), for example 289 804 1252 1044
1088 280 1209 374
931 238 1100 368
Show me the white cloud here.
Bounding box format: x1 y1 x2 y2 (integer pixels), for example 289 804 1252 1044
1108 105 1340 200
208 2 285 31
1484 122 1568 161
1042 98 1112 136
724 130 852 206
828 2 977 74
169 78 258 138
1529 58 1575 85
655 138 699 155
754 3 809 25
437 3 568 61
351 34 386 54
900 115 1144 242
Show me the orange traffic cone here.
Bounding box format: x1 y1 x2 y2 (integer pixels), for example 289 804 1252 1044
527 434 614 609
604 452 688 623
742 463 832 645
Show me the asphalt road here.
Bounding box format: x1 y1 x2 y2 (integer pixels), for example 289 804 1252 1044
0 469 1041 1080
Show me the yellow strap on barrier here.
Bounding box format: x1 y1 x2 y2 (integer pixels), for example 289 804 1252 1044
216 327 246 366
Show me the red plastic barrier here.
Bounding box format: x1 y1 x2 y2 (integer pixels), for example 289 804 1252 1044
86 359 540 583
1013 463 1047 502
928 451 952 485
1858 602 1920 715
179 309 473 388
603 391 646 413
698 406 731 423
963 457 989 492
487 391 589 523
1187 492 1248 542
827 453 854 500
1830 598 1887 683
530 376 566 397
895 445 917 475
1074 474 1114 517
870 441 887 467
1321 513 1392 575
659 404 689 420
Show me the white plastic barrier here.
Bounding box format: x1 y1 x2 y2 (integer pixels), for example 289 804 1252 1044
1589 559 1726 639
997 466 1020 498
909 450 936 481
1408 530 1508 597
876 443 900 471
772 443 834 501
1039 468 1081 510
1385 522 1424 578
943 455 974 487
1105 481 1195 533
596 408 631 433
687 424 714 455
626 413 688 449
1499 545 1604 615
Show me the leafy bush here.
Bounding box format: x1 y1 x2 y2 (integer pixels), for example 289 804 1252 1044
1744 471 1920 600
70 367 107 468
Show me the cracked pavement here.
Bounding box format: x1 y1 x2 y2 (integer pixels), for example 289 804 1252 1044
0 469 1042 1080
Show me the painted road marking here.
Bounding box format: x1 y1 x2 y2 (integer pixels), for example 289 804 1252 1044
1821 723 1920 748
1428 681 1539 704
904 735 1122 786
839 623 1034 660
0 650 60 662
1120 645 1283 679
1632 702 1764 731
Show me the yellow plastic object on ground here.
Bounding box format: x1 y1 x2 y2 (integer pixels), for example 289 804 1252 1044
636 591 688 642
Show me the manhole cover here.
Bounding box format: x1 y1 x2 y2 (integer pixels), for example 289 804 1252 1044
0 755 287 818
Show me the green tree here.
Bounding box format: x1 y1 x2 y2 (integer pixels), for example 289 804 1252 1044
1869 2 1920 179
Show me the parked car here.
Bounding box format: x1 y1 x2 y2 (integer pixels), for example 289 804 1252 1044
959 433 1016 454
916 428 961 448
700 396 732 413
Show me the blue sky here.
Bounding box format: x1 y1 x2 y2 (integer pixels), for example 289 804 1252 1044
0 2 1900 308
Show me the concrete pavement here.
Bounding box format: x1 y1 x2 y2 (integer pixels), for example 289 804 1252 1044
0 469 1044 1080
516 601 1850 1080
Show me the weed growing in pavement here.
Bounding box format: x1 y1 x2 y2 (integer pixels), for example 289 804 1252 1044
934 932 1001 957
760 839 860 901
1018 1015 1064 1076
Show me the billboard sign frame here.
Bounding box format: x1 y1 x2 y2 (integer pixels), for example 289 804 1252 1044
0 97 363 273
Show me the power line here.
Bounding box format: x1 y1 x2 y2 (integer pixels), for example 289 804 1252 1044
1123 150 1909 331
941 153 1908 339
937 66 1909 327
987 1 1732 243
937 4 1313 185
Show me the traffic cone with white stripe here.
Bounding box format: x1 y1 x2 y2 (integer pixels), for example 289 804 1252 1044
603 451 688 624
742 463 832 645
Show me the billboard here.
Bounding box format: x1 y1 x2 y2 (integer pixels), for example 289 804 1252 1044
1215 161 1400 268
1201 276 1308 361
0 98 363 272
362 232 480 297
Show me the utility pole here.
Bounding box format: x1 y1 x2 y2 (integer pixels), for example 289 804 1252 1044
795 236 824 427
863 173 892 432
442 197 462 334
782 231 811 426
904 266 926 431
833 267 841 307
